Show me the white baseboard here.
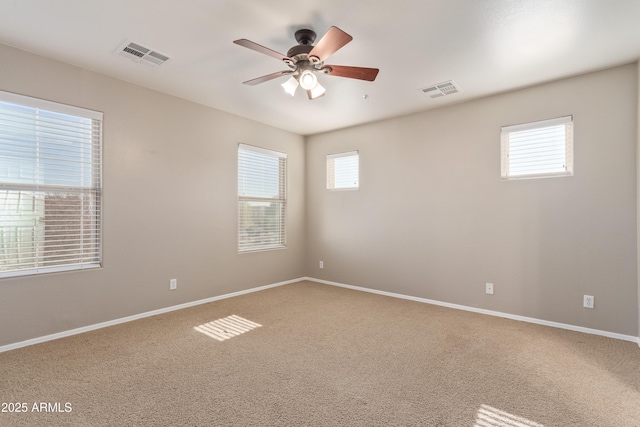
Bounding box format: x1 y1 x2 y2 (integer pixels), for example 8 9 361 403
3 276 638 353
0 277 304 354
304 277 640 346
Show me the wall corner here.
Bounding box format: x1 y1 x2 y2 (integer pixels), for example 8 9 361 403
636 60 640 346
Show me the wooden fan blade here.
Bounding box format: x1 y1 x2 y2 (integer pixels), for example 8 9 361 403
322 65 379 81
243 70 293 86
308 26 353 63
233 39 291 62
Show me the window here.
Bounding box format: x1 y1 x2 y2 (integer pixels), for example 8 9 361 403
501 116 573 179
0 91 102 278
327 151 359 190
238 143 287 252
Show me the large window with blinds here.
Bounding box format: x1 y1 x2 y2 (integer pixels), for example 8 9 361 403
237 143 287 252
327 151 359 190
0 91 102 278
501 116 573 180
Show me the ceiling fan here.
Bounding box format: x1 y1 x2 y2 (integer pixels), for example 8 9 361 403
233 26 379 100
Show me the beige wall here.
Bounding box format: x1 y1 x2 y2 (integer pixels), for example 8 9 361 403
0 44 306 347
306 64 638 337
1 42 638 347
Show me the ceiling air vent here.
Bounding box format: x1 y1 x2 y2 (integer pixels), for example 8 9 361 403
420 80 461 98
115 40 171 68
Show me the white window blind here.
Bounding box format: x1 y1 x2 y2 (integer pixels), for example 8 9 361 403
501 116 573 179
0 91 102 278
238 143 287 252
327 151 359 190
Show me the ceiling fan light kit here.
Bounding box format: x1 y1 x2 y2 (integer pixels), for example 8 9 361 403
233 26 379 100
308 82 326 99
299 70 317 90
281 76 299 96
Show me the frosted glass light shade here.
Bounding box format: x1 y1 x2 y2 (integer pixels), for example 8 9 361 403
309 82 326 99
299 70 317 90
281 76 298 96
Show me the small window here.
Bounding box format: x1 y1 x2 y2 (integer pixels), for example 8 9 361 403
0 91 103 278
238 143 287 252
327 151 359 190
501 116 573 179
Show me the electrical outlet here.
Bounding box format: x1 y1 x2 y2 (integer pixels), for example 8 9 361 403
583 295 594 309
319 261 324 269
170 279 177 290
485 283 494 295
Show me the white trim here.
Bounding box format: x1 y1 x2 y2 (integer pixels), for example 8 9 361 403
3 277 637 353
304 277 640 345
0 89 103 120
238 142 287 159
501 115 572 134
0 263 100 279
327 150 358 160
238 244 287 254
0 277 304 354
502 170 573 181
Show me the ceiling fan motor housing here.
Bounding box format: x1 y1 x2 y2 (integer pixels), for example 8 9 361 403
294 29 316 45
287 29 323 66
286 44 314 61
286 45 324 72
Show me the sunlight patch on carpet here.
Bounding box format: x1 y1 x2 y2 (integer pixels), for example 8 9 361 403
474 404 544 427
194 315 262 341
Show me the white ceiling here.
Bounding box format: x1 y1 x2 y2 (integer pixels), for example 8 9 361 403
1 0 640 136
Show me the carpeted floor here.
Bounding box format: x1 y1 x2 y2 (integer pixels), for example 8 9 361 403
1 281 639 426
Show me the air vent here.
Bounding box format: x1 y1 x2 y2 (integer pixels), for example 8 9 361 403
115 40 171 68
420 80 461 98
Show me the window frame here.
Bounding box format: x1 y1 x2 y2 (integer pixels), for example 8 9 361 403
237 143 287 253
0 90 103 278
500 116 573 180
327 150 359 191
